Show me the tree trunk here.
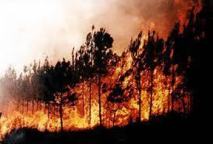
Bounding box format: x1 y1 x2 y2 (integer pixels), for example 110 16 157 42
59 93 63 131
113 111 116 127
54 105 57 119
21 100 24 114
98 74 102 126
181 97 186 113
112 104 117 127
136 70 142 122
17 99 20 112
188 94 192 113
149 70 154 119
22 101 25 114
36 100 39 111
47 103 50 119
26 100 29 113
89 80 92 126
38 101 42 110
32 100 34 114
82 84 85 116
168 77 171 112
138 88 142 121
171 65 175 111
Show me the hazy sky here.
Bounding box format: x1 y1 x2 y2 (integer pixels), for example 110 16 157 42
0 0 197 74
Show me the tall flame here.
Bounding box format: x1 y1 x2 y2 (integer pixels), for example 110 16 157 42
0 49 191 139
0 0 202 140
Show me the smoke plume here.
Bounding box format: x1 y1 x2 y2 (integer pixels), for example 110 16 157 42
0 0 200 74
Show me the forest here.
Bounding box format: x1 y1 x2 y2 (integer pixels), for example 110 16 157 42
0 0 210 143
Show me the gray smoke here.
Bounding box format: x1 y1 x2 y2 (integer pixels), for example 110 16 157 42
0 0 198 74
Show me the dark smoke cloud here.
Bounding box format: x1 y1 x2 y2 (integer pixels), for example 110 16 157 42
76 0 199 53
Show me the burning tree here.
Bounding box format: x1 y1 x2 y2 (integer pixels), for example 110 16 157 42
86 27 114 125
142 31 165 118
129 32 143 121
0 3 205 137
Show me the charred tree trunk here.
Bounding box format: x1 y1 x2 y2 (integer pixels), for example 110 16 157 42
138 88 142 121
112 104 117 127
26 100 29 113
181 97 187 113
53 104 57 118
21 100 24 114
149 69 154 119
168 78 171 112
98 74 102 126
112 111 116 127
36 100 39 111
32 100 34 114
171 65 175 111
45 103 50 119
38 101 42 110
136 70 142 122
47 103 50 119
188 94 192 113
82 84 85 116
59 93 63 131
89 80 92 126
17 99 20 112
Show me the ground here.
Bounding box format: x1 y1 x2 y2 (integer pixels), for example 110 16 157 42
2 112 208 144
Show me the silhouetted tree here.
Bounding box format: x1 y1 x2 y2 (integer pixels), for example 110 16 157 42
85 31 94 125
163 22 181 111
89 27 114 125
141 31 165 118
129 32 143 121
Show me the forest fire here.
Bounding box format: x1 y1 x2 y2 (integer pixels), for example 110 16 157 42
0 29 193 139
0 0 205 143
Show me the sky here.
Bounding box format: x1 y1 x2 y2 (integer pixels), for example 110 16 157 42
0 0 197 75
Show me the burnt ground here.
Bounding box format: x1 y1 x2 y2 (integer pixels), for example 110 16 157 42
1 112 210 144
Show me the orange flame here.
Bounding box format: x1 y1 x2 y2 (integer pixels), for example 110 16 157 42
0 48 191 139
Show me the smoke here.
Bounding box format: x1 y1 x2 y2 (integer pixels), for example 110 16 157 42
96 0 201 53
0 0 200 74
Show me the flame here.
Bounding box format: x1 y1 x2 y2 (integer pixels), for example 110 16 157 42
174 0 202 32
0 48 191 139
0 0 203 139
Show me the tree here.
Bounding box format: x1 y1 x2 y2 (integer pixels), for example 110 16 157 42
163 23 180 111
142 31 164 119
35 57 74 131
53 59 68 131
107 82 131 126
0 67 17 110
108 83 123 126
91 27 114 125
129 32 143 121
